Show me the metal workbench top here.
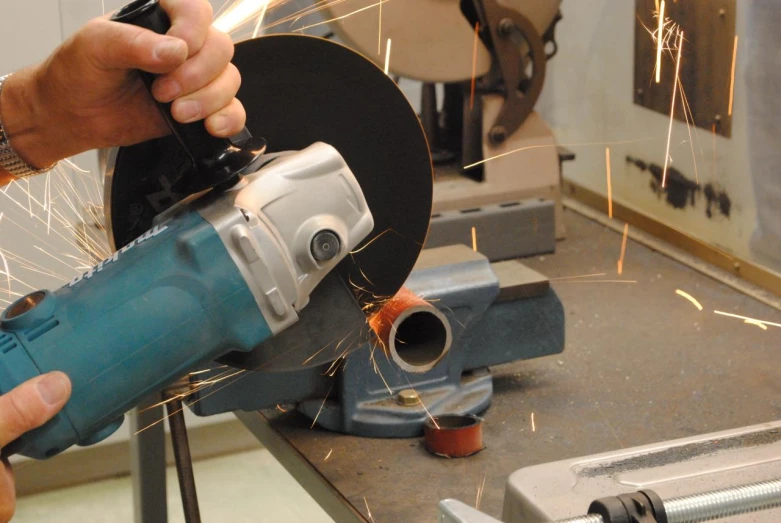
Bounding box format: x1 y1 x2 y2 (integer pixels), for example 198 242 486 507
237 207 781 523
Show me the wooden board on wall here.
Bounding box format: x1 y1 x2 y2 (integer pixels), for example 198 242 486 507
633 0 736 138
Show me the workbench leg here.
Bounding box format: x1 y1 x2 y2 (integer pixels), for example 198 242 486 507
130 397 168 523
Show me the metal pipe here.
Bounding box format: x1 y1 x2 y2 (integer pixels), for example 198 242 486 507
166 397 201 523
552 479 781 523
369 287 452 373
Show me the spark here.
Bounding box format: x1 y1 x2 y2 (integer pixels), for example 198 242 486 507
26 178 32 218
728 35 738 116
675 289 703 311
531 412 536 432
464 138 657 169
745 320 768 331
678 79 700 185
617 223 629 275
213 0 274 34
293 0 390 34
252 1 270 38
188 367 223 376
377 0 382 54
471 226 478 252
302 340 337 365
662 30 683 189
34 246 79 271
550 273 607 281
350 228 400 255
475 472 487 510
557 280 638 284
61 158 90 173
655 1 666 83
605 147 613 218
311 381 335 428
276 404 289 413
324 449 333 461
0 250 11 299
384 38 392 75
470 22 480 110
364 497 376 523
714 310 781 329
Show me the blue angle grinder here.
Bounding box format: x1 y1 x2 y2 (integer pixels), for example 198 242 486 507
0 1 432 459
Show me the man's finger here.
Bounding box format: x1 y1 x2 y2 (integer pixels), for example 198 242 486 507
205 98 247 137
0 372 71 449
81 18 188 74
160 0 214 57
151 28 234 103
171 64 241 124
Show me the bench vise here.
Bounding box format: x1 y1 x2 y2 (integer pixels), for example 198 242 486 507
189 245 565 438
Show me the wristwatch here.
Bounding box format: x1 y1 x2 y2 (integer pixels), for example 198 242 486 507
0 73 56 178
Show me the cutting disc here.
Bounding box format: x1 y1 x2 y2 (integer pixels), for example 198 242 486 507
105 34 432 317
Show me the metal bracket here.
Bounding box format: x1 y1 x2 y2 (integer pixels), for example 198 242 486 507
471 0 548 144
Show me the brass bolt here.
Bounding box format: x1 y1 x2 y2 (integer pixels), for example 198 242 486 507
397 389 420 406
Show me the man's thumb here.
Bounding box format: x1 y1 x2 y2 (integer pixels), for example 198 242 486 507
0 372 71 450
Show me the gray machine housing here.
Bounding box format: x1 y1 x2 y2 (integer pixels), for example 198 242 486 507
439 421 781 522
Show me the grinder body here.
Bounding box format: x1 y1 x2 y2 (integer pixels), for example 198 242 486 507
0 212 269 458
0 142 374 459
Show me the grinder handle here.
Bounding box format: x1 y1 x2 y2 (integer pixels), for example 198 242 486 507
111 0 265 193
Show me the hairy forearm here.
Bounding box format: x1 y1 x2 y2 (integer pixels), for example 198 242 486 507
1 68 65 176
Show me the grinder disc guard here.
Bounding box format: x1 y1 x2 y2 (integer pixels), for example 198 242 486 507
104 35 433 370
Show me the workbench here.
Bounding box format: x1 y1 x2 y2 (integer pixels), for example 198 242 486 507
236 206 781 522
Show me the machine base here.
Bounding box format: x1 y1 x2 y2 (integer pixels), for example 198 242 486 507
440 421 781 522
425 198 556 262
503 421 781 522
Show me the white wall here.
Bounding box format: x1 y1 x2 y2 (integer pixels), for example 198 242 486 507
538 0 756 261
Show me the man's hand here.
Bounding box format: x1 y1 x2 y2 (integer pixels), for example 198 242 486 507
0 372 71 523
0 0 245 170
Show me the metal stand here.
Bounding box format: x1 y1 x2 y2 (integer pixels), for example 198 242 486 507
131 383 202 523
166 397 201 523
130 397 168 523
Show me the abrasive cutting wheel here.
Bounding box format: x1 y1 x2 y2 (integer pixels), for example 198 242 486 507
103 35 433 368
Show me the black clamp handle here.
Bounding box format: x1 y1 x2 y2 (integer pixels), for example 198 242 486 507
111 0 265 194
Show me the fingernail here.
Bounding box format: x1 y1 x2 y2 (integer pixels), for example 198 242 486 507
177 100 202 123
211 115 231 135
154 79 181 102
38 372 69 406
154 39 185 62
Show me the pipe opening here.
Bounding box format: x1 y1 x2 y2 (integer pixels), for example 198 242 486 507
390 308 451 373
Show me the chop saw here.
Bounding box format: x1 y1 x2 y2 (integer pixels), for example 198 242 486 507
322 0 567 257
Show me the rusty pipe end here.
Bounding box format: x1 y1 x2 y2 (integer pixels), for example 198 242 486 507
370 288 452 374
424 414 484 458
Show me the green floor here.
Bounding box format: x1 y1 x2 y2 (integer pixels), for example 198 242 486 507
14 449 333 522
